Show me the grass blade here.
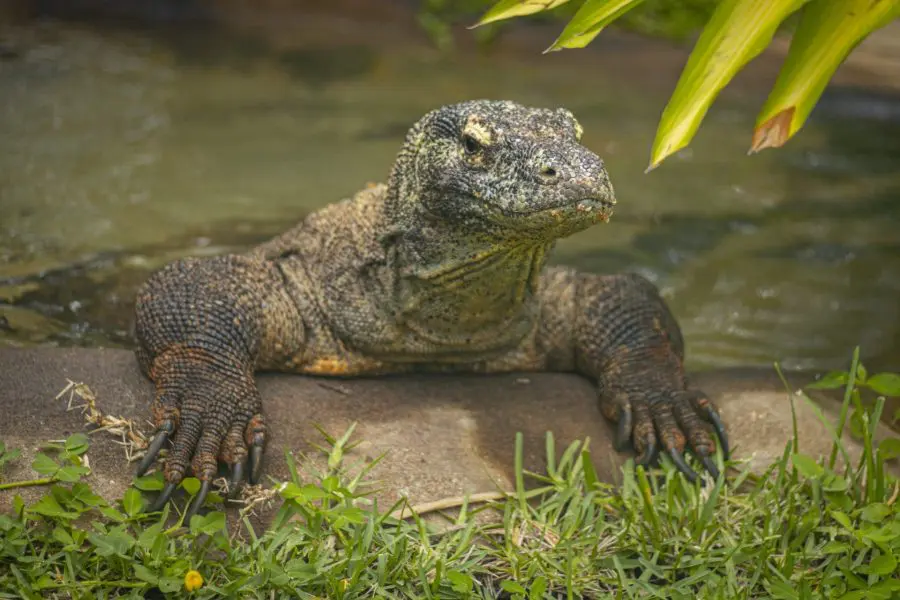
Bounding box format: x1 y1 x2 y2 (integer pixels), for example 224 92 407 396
829 347 860 469
514 432 527 513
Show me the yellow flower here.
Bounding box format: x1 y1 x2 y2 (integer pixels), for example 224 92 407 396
184 569 204 592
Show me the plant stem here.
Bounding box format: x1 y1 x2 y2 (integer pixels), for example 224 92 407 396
0 477 54 491
36 580 147 589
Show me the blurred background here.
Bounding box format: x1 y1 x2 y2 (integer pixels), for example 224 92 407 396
1 0 899 374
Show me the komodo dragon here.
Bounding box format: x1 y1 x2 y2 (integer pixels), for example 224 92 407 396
133 99 729 517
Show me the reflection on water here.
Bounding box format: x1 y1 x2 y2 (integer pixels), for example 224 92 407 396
1 15 900 374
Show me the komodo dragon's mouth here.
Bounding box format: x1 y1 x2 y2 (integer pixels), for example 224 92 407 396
504 196 616 220
496 196 616 238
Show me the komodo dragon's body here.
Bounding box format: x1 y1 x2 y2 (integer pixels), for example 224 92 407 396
134 100 728 516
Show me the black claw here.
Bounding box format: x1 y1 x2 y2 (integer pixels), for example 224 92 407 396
185 480 211 522
668 448 698 483
614 408 633 451
228 461 245 499
700 455 720 481
136 427 171 477
249 445 263 485
636 437 657 467
706 409 730 460
147 482 177 513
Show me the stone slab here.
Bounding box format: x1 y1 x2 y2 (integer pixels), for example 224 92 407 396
0 348 897 523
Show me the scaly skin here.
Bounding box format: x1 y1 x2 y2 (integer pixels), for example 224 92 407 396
134 100 728 517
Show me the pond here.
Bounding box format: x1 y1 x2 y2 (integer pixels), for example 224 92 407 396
2 9 900 376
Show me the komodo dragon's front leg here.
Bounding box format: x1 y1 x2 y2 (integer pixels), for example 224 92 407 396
506 267 730 481
133 254 305 517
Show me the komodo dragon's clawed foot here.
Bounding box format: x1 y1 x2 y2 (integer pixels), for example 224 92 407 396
602 388 729 483
136 359 267 517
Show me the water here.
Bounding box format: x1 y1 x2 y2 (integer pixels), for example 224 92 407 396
2 13 900 376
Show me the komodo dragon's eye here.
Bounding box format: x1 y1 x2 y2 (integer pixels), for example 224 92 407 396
462 134 482 155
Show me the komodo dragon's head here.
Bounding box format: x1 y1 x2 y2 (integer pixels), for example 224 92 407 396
385 99 616 242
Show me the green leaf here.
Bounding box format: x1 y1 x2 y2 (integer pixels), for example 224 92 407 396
830 510 853 530
0 444 22 471
807 371 849 390
870 579 900 593
753 0 900 152
99 506 127 522
473 0 572 27
132 473 165 491
546 0 646 51
190 511 226 536
54 465 90 482
825 490 852 511
861 503 891 524
530 576 548 598
862 522 900 543
72 483 106 507
133 564 159 585
868 553 897 576
122 487 143 517
791 453 824 478
821 472 848 492
768 578 800 600
649 0 811 169
446 570 473 594
878 438 900 461
821 541 850 554
501 580 528 595
27 495 80 520
868 373 900 397
51 526 75 547
31 453 59 477
137 522 164 552
837 592 868 600
64 433 90 455
87 526 135 558
856 363 868 384
159 576 183 593
181 477 201 496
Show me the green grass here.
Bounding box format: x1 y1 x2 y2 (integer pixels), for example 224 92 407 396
1 348 899 599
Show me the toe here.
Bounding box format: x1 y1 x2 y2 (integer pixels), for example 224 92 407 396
164 406 204 484
245 413 267 485
599 390 632 451
137 391 182 477
650 397 685 454
191 416 231 482
689 391 730 460
631 396 657 465
219 421 249 496
673 392 720 481
651 398 699 483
